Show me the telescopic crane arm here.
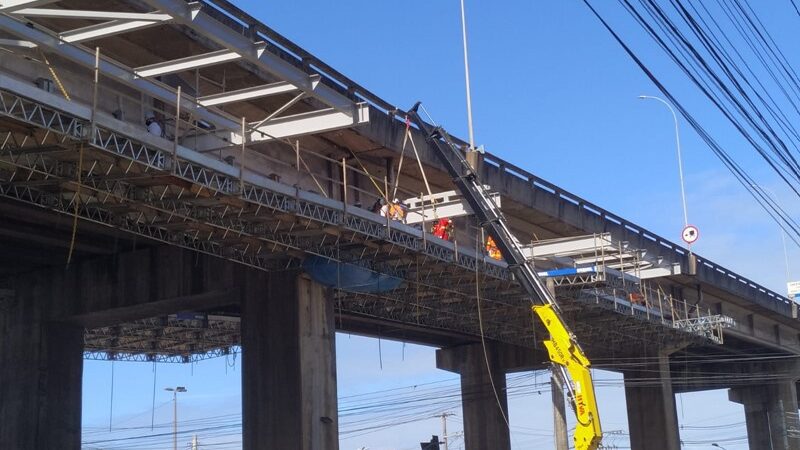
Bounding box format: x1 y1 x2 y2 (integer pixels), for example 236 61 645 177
407 104 602 450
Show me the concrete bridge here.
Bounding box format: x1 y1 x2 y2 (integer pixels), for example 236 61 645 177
0 1 798 449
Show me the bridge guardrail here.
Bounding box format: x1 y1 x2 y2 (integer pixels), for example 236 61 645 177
198 0 792 315
481 154 792 312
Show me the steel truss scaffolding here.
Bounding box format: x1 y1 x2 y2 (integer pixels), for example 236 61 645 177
0 87 734 361
0 86 738 361
0 0 740 362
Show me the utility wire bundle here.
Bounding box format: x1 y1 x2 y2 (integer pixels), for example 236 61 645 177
584 0 800 246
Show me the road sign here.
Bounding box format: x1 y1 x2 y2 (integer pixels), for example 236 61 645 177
788 281 800 301
681 225 699 244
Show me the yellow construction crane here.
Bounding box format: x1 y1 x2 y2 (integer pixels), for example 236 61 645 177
408 104 602 450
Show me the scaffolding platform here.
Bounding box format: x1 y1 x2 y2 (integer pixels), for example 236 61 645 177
523 233 682 279
530 234 735 345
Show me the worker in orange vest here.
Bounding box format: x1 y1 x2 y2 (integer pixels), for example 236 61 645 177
431 218 454 241
486 235 502 260
381 198 408 223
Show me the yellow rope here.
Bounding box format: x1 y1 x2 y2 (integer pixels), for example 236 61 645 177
348 150 388 202
391 119 410 199
475 224 512 430
406 127 436 216
66 142 83 265
38 48 71 101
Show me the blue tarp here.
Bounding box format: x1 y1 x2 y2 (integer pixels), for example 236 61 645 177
302 255 403 293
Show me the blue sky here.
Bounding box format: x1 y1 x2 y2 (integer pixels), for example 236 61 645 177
82 1 800 449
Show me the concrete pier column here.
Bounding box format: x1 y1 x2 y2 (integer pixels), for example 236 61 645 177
0 272 83 450
730 382 800 450
241 271 338 450
623 352 681 450
437 342 511 450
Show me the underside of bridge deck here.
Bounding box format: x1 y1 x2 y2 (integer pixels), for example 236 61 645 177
1 1 799 449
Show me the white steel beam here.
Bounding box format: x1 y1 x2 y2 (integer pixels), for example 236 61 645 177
248 105 369 142
197 80 300 107
0 11 368 139
142 0 356 116
60 15 172 43
0 38 35 48
0 12 242 132
403 188 501 224
186 105 369 152
10 9 172 21
524 234 618 259
135 48 249 78
0 0 58 13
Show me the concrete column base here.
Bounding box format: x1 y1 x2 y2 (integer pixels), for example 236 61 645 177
0 272 83 450
241 271 338 450
730 382 800 450
437 342 534 450
624 352 681 450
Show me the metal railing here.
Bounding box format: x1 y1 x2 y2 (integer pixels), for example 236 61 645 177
571 274 735 344
198 0 791 315
481 154 792 311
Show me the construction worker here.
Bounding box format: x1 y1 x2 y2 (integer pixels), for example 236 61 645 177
628 291 645 305
145 112 163 137
431 218 454 241
486 235 502 260
371 197 385 214
385 198 408 222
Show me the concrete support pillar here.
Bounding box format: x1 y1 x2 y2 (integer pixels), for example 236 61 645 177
624 352 681 450
437 342 511 450
730 382 800 450
241 271 338 450
0 272 83 450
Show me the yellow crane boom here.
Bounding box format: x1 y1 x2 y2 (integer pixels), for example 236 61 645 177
408 104 602 450
535 304 602 450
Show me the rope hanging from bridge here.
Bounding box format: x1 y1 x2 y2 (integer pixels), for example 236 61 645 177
346 148 388 203
37 48 71 101
390 116 410 199
66 142 84 265
391 116 437 217
473 220 512 432
407 118 436 217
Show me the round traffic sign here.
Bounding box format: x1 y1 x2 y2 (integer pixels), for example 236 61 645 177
681 225 699 244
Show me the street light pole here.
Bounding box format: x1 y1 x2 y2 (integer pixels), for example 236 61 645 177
712 443 728 450
459 0 475 151
639 95 689 230
165 386 187 450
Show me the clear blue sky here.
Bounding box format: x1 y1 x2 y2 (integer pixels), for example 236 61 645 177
82 1 800 449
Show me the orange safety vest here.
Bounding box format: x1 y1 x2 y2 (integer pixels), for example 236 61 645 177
431 218 454 241
486 236 502 260
388 202 406 221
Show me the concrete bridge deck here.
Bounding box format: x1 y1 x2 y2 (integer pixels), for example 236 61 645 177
0 1 798 449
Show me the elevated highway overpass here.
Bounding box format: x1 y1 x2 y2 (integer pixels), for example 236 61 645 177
0 1 798 449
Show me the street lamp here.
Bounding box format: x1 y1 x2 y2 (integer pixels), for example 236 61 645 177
459 0 475 151
639 95 690 233
712 443 728 450
165 386 187 450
